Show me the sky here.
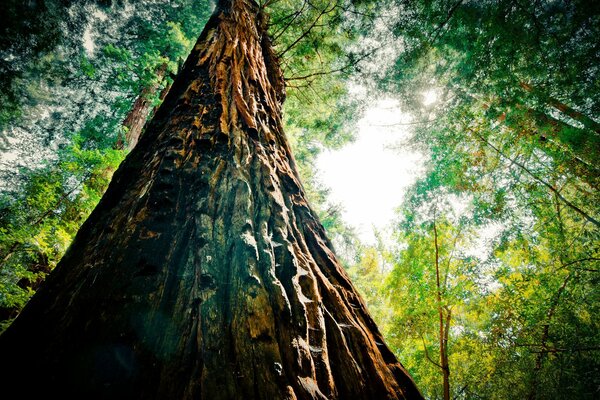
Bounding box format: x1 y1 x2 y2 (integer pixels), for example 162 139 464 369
316 92 504 260
316 98 426 244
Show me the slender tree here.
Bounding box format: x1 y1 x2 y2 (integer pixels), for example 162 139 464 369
116 63 170 151
432 219 451 400
0 1 422 399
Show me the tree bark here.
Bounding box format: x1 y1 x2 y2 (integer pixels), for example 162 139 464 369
0 1 422 399
433 220 450 400
116 63 169 151
0 73 171 327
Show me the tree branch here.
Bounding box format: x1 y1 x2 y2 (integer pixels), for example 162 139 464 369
271 0 309 41
430 0 465 44
519 81 600 134
421 335 443 370
472 130 600 229
277 0 337 59
284 46 380 82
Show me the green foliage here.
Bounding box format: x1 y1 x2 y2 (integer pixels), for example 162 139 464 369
5 3 597 399
268 0 368 156
0 0 365 330
0 0 69 131
343 2 600 398
351 163 599 399
0 133 124 328
265 0 366 254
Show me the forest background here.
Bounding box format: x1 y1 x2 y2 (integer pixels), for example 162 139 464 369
0 0 598 399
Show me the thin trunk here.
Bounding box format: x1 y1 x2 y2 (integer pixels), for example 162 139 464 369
442 308 451 400
527 273 572 400
0 1 422 399
433 220 450 400
116 63 169 151
519 81 600 134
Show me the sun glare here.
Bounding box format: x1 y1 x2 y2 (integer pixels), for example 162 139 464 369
316 99 424 244
422 89 438 106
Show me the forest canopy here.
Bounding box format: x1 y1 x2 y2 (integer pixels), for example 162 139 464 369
0 0 598 399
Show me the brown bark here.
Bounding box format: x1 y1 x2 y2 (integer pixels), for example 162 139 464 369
116 63 169 151
0 1 422 399
442 309 451 400
433 220 450 400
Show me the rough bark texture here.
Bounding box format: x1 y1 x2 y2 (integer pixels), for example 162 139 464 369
0 1 422 399
117 63 169 151
0 67 170 326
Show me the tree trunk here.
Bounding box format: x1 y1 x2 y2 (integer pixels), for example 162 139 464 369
519 81 600 134
0 70 172 327
0 1 422 399
433 220 450 400
116 63 169 151
441 309 451 400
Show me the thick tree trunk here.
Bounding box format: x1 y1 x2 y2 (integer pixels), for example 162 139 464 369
0 1 422 399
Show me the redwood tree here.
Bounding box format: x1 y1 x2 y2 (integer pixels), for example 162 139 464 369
0 1 422 398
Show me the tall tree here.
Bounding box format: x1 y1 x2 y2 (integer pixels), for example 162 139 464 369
0 0 360 329
0 1 422 399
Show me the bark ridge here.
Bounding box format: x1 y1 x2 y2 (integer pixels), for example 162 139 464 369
0 1 422 399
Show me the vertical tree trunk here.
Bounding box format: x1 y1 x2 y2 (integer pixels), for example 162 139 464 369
0 1 422 399
433 220 451 400
441 310 451 400
519 81 600 134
